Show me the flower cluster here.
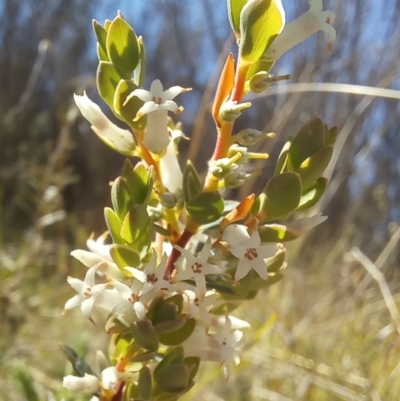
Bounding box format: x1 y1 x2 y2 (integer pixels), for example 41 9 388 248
62 1 337 400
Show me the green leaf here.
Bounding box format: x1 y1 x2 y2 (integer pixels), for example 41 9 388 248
134 36 147 88
274 140 291 175
151 302 178 326
266 248 286 273
138 367 152 400
97 61 126 110
59 344 96 377
182 161 202 203
110 244 140 269
125 164 154 205
261 172 302 220
239 0 285 63
227 0 248 37
111 176 135 220
111 333 134 364
154 347 184 378
155 364 190 393
186 192 224 225
93 20 109 61
114 79 147 131
258 223 301 242
120 205 152 251
104 207 124 244
296 177 327 211
183 357 200 381
326 125 338 146
158 318 196 346
246 59 275 83
288 117 326 170
121 159 135 178
153 319 186 334
295 146 333 189
130 321 159 352
106 15 140 75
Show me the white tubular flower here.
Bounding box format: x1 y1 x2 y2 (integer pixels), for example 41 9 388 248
63 373 100 394
74 92 136 155
159 138 183 192
125 79 191 154
174 238 222 295
222 224 277 281
63 264 109 319
101 367 120 392
265 0 336 61
124 252 175 295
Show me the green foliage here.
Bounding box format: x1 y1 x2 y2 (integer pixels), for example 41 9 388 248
239 0 284 63
186 192 224 225
260 172 302 220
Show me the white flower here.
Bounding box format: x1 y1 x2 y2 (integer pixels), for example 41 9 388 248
174 239 222 295
222 224 277 281
182 317 244 377
124 252 175 296
101 367 119 392
111 278 147 321
74 92 136 155
63 265 109 319
182 288 217 327
159 137 183 192
124 79 191 154
63 373 100 393
265 0 336 61
71 234 126 281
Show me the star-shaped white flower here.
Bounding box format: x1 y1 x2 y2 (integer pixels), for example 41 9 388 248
222 224 277 281
124 79 191 154
74 92 136 155
63 264 110 319
182 317 245 377
265 0 336 61
111 278 147 321
174 239 222 295
182 288 218 327
124 252 175 296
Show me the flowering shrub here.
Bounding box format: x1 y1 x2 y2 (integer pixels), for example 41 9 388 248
63 1 337 400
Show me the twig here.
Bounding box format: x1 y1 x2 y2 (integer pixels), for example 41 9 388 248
351 247 400 337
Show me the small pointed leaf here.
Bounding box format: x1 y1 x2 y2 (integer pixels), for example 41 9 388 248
110 244 141 269
106 16 140 75
186 192 224 225
158 318 196 346
261 172 302 220
130 320 159 352
295 146 333 189
104 207 124 244
296 177 327 211
288 117 326 170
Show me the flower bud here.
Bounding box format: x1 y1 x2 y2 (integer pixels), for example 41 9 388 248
219 100 251 123
101 367 120 392
232 129 275 146
63 373 100 393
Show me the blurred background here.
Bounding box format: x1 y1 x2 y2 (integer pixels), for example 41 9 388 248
1 0 400 400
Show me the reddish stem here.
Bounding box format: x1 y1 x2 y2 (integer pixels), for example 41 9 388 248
110 381 124 401
164 228 193 280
